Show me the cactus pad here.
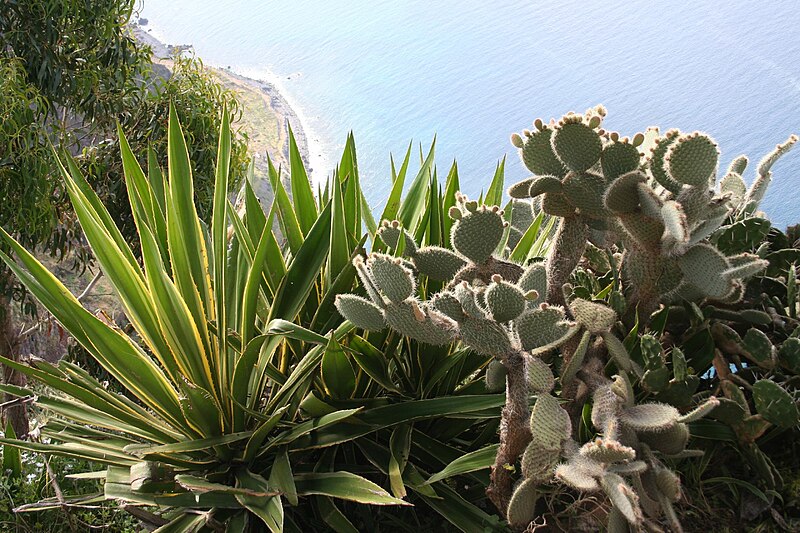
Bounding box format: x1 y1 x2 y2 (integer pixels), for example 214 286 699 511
518 263 547 305
527 356 555 394
334 294 386 331
602 141 641 180
665 133 719 187
484 359 507 392
485 277 526 322
555 461 600 492
520 127 567 177
678 244 733 299
383 301 455 345
619 403 679 432
562 171 608 217
506 478 540 528
648 422 691 455
413 246 466 281
601 473 642 526
570 298 617 333
552 121 603 172
605 171 647 214
752 379 799 428
529 393 571 448
451 206 505 263
460 316 513 356
580 438 636 464
377 220 418 254
368 254 416 303
516 305 577 354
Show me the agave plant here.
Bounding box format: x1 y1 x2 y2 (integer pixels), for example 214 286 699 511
0 108 420 531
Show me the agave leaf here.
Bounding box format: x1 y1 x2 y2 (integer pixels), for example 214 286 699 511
425 444 499 485
294 472 409 506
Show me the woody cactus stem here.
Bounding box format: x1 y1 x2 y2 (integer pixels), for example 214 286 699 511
546 215 587 308
488 350 532 513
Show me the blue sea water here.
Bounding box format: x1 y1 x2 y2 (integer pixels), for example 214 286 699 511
141 0 800 226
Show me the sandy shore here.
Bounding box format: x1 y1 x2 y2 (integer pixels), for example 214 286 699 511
132 25 326 193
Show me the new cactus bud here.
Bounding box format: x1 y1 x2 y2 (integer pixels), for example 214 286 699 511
527 356 555 394
448 206 462 220
570 298 617 333
664 132 719 187
485 275 526 322
334 294 386 331
552 120 603 172
510 132 525 148
619 403 679 432
485 359 507 393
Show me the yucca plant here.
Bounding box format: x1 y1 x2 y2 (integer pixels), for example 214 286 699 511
0 108 422 531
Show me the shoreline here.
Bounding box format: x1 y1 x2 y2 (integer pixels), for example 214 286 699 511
132 24 329 189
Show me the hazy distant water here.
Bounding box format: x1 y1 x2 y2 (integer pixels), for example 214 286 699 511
141 0 800 226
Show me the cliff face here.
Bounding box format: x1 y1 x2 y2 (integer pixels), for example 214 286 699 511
132 24 315 208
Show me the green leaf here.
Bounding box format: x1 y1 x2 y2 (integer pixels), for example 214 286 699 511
2 421 22 478
321 336 356 399
267 155 304 255
235 469 284 532
288 123 318 233
294 472 410 506
484 156 506 207
510 211 544 262
379 142 413 225
388 424 412 498
268 201 332 322
425 444 498 484
269 448 298 506
397 138 436 231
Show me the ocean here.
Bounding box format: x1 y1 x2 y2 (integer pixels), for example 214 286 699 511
140 0 800 227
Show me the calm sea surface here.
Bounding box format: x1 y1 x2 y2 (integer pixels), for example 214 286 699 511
141 0 800 226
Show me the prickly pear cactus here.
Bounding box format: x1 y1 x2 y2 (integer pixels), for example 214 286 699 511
334 107 797 531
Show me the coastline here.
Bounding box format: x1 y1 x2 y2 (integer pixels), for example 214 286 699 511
132 24 328 191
